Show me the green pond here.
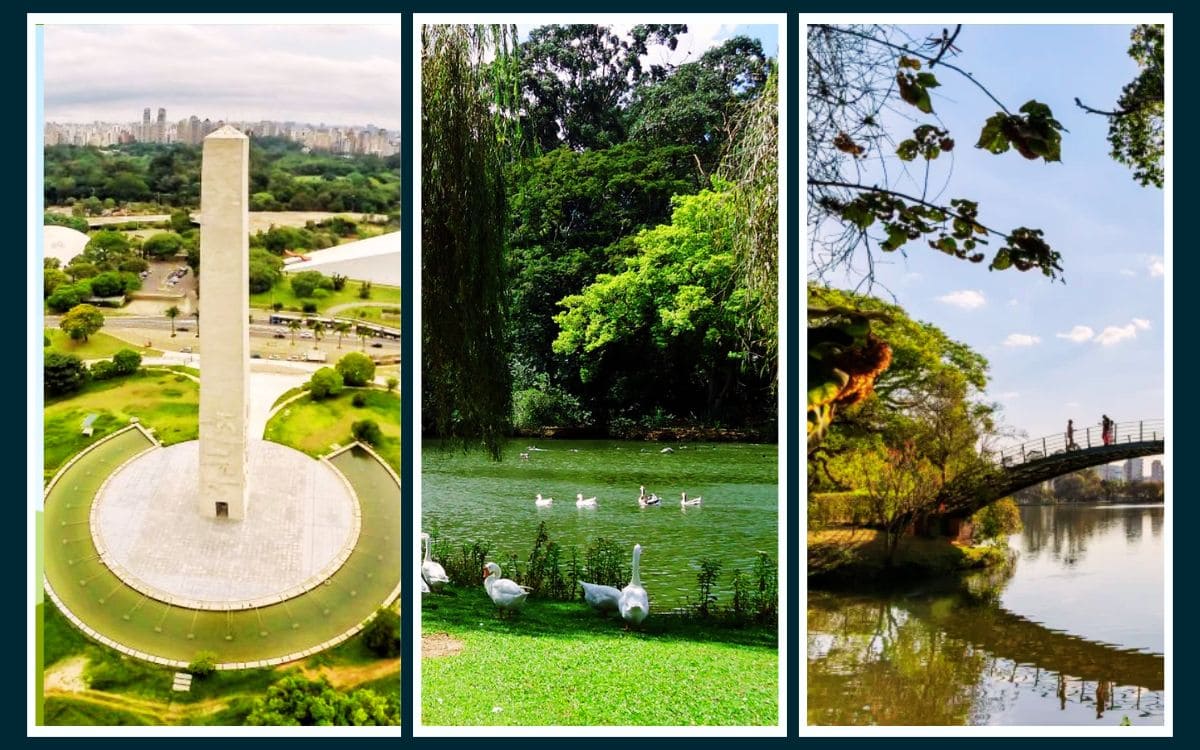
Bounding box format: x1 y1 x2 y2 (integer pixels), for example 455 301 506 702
808 503 1165 726
43 434 400 666
422 438 778 609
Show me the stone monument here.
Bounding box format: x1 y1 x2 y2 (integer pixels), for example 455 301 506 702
197 126 250 519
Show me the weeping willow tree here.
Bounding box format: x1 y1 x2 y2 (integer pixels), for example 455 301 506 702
718 65 779 390
422 25 520 458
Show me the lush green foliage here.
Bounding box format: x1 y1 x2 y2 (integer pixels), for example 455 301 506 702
351 418 383 446
362 608 400 658
1097 24 1164 187
45 137 400 211
336 351 376 386
44 212 88 232
308 367 344 400
142 232 184 259
970 497 1023 543
60 304 105 342
245 676 399 726
290 270 333 298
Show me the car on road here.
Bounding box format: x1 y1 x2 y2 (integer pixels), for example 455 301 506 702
178 327 189 333
250 353 262 359
273 333 286 339
371 342 383 348
180 347 192 353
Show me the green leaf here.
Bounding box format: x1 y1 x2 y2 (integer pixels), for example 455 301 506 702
896 139 920 162
898 55 921 70
990 248 1012 270
976 113 1011 154
915 72 940 88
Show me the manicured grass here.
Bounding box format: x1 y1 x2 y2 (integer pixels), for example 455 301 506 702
43 369 198 480
43 600 91 669
338 305 401 325
250 279 401 315
264 389 399 471
45 329 161 360
421 590 777 726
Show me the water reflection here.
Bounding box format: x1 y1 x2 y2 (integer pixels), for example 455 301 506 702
808 504 1165 725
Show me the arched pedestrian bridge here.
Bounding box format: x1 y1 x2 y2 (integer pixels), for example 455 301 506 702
940 419 1164 516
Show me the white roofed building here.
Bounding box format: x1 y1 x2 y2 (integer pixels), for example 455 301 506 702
283 231 400 287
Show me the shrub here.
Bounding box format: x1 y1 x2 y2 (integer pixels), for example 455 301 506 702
301 301 318 313
336 352 375 386
89 360 117 380
188 651 218 678
693 559 722 618
45 352 88 396
971 497 1024 544
352 393 367 408
435 538 490 588
386 376 398 392
290 270 328 298
362 608 400 658
142 232 184 260
511 377 589 430
582 537 629 590
308 367 343 400
46 281 82 311
351 419 382 446
111 348 142 375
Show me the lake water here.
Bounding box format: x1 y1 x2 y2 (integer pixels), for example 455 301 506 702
808 503 1166 726
422 439 778 609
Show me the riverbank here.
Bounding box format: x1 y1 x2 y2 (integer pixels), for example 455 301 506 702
499 423 776 443
808 527 1009 586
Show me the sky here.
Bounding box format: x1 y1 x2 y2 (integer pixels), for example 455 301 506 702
42 24 403 128
810 24 1166 453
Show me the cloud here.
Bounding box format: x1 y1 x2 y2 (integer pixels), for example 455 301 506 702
1148 256 1164 277
1120 269 1137 277
44 24 404 127
1056 325 1095 343
1095 321 1147 346
1003 333 1041 347
937 289 986 310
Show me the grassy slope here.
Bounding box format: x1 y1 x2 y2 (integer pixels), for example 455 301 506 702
421 590 777 726
43 369 198 479
264 389 399 471
45 329 162 359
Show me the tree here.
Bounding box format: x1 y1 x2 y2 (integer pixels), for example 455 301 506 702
288 318 302 346
44 212 89 233
808 24 1064 286
44 268 70 299
335 321 352 349
970 497 1023 544
60 304 105 342
44 351 88 396
847 439 942 562
245 676 398 726
88 270 138 298
352 419 383 446
82 230 131 265
1075 24 1164 187
249 247 284 293
386 376 398 393
553 183 772 426
519 24 686 151
362 607 400 657
309 367 344 400
170 208 194 234
46 283 86 313
65 261 99 282
336 351 376 387
142 232 184 260
422 25 517 458
165 305 180 337
111 348 142 375
290 270 330 298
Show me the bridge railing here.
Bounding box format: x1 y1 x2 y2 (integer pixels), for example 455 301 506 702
991 419 1165 468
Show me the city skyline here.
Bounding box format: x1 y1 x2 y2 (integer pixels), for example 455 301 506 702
43 24 402 129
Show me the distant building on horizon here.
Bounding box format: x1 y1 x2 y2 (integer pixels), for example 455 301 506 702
1151 459 1164 482
1124 457 1144 483
1096 464 1123 482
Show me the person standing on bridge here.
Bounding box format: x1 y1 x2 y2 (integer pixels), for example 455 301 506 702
1102 415 1112 445
1067 419 1076 450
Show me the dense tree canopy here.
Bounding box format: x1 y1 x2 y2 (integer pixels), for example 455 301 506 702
245 676 398 726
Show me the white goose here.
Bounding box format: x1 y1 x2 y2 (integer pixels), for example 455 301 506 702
483 562 531 616
421 532 450 591
619 544 650 627
638 485 661 507
535 493 553 507
680 492 703 507
576 493 598 508
420 576 430 594
578 580 621 615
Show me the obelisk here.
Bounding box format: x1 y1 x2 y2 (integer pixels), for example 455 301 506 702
197 126 250 520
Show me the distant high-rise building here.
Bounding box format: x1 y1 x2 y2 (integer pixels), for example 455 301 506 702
1151 459 1164 482
142 108 151 141
156 108 167 143
1124 457 1144 483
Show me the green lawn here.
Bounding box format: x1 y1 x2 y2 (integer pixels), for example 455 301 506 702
338 305 401 325
43 369 198 480
45 329 161 360
264 389 399 472
250 278 401 315
421 591 778 726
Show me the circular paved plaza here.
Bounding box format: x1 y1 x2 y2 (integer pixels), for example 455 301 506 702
92 440 359 609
